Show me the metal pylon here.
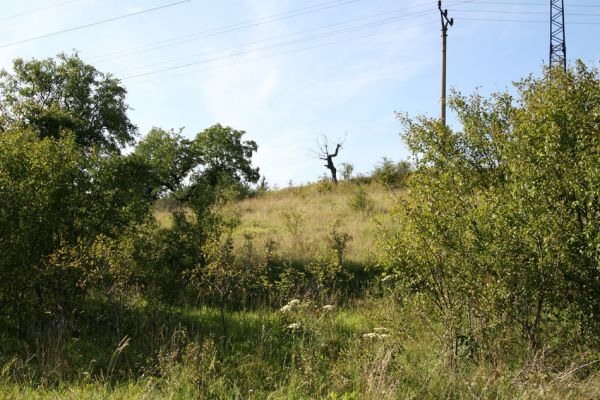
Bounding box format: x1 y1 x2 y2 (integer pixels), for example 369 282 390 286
550 0 566 70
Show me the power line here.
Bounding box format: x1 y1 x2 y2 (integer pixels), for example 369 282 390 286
114 7 437 75
120 1 597 85
124 20 436 85
121 10 435 80
0 0 192 49
92 0 479 64
452 8 600 17
0 0 80 22
454 16 599 25
448 1 600 7
90 0 364 63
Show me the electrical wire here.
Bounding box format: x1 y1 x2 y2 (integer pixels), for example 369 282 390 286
121 10 435 80
115 7 437 75
90 0 364 63
0 0 192 49
453 9 600 17
0 0 80 22
455 17 600 25
91 0 479 63
124 20 436 85
447 1 600 7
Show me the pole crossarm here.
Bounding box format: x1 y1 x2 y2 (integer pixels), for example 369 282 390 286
439 0 454 35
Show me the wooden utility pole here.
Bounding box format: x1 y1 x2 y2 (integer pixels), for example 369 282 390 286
438 1 453 126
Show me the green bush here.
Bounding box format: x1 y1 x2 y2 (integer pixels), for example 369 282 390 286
383 62 600 361
348 185 374 213
372 158 411 188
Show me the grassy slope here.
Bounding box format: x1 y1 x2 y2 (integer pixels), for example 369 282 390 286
4 182 600 398
229 180 399 265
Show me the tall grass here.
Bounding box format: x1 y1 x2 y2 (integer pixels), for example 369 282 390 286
2 295 598 399
229 181 399 265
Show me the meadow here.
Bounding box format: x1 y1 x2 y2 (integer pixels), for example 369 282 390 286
2 180 599 399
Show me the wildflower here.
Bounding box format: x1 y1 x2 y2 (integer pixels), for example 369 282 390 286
287 322 301 330
322 304 335 311
280 298 301 312
363 332 391 340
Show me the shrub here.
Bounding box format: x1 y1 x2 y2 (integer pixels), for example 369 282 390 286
348 185 374 213
340 162 354 180
372 158 411 188
383 62 600 362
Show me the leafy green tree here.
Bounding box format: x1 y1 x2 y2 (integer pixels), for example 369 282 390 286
194 123 259 187
134 127 197 198
134 123 259 206
384 62 600 360
0 53 137 152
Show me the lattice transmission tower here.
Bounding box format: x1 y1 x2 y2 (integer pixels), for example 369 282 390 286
550 0 566 70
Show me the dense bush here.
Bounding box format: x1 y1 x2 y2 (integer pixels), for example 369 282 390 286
383 62 600 362
372 157 411 188
0 54 260 343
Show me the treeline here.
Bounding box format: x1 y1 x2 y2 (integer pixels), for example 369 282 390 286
0 54 272 342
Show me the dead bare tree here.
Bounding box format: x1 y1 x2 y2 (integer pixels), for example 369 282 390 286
312 136 344 185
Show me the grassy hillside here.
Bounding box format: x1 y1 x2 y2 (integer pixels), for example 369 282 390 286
229 180 400 265
4 180 600 399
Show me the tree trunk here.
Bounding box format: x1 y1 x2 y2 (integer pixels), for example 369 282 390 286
329 164 338 185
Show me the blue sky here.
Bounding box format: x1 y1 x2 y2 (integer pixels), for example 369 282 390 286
1 0 598 186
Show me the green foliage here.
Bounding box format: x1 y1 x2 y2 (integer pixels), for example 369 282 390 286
281 210 305 255
0 54 262 347
316 176 334 194
134 124 259 208
372 157 411 188
348 185 374 213
340 162 354 180
0 129 151 334
134 127 197 198
0 53 136 152
383 62 600 359
327 220 352 266
194 123 259 187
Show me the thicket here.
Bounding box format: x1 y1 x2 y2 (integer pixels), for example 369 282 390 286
371 157 412 188
0 55 260 348
0 54 361 385
382 62 600 367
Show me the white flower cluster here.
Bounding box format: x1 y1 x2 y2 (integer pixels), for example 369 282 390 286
280 298 301 313
322 304 335 311
363 327 391 340
286 322 301 330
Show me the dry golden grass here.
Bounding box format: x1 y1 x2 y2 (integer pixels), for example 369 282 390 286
228 180 402 264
